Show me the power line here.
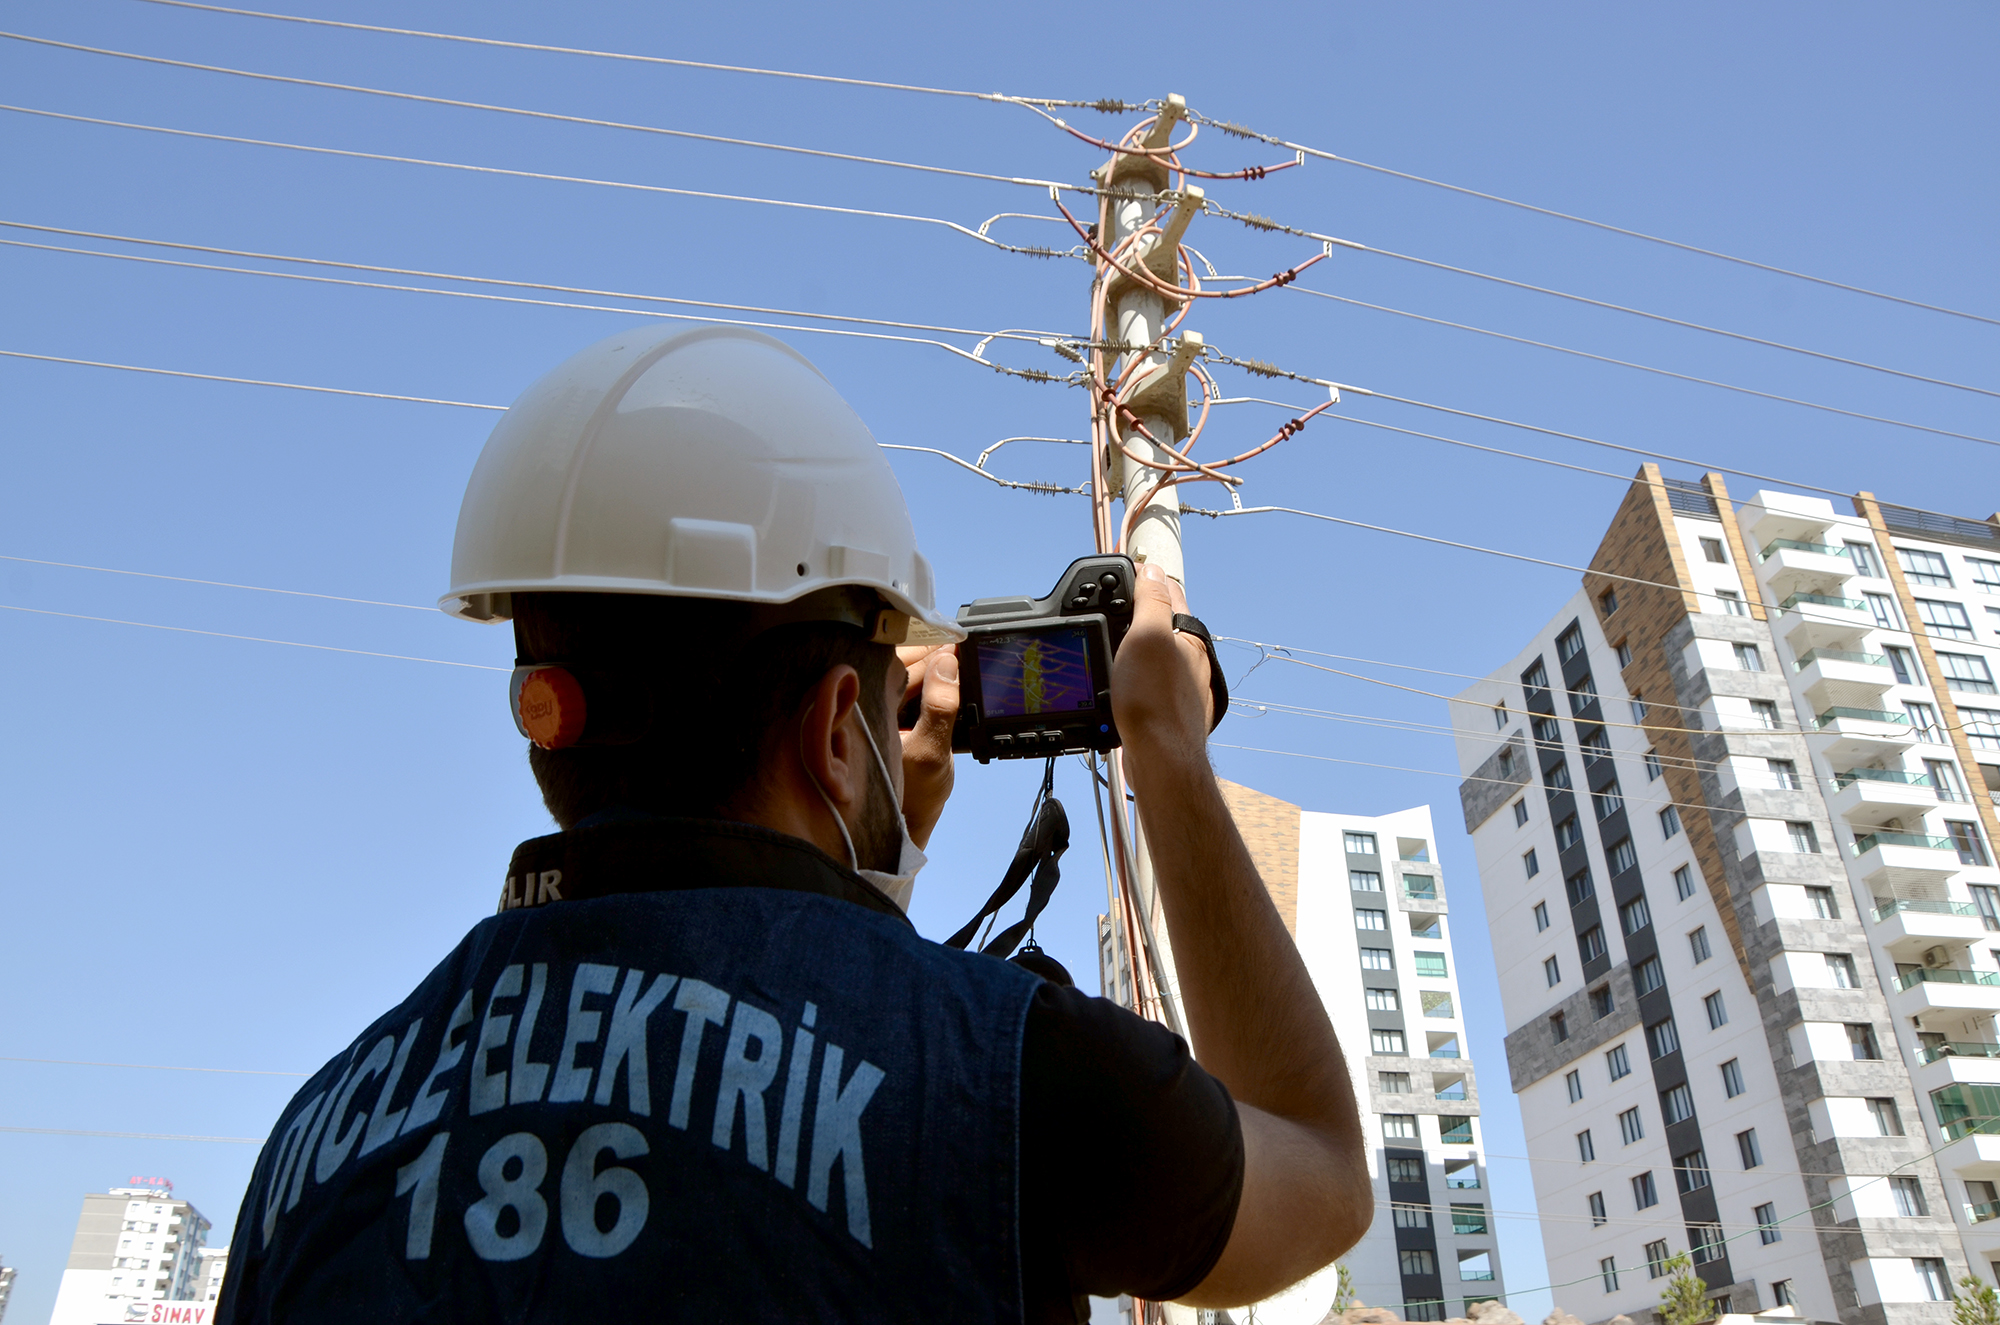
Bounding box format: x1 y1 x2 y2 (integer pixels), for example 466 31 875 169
0 603 506 670
0 1055 308 1077
0 1124 263 1143
126 0 1113 109
1201 116 2000 328
0 104 1069 260
0 347 501 410
0 31 1080 194
1291 284 2000 451
0 552 436 610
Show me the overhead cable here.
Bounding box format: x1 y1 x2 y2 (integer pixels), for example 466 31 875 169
1291 284 2000 450
0 31 1080 193
0 551 435 610
126 0 1119 109
0 1054 310 1076
0 104 1076 261
0 347 502 410
0 1124 264 1143
1192 113 2000 328
0 603 507 670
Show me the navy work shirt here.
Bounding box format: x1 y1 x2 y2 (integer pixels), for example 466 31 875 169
217 819 1243 1323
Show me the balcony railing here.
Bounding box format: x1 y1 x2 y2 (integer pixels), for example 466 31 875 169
1782 591 1868 612
1873 898 1980 922
1816 707 1913 729
1969 1200 2000 1223
1445 1173 1481 1189
1460 1270 1497 1282
1856 831 1958 855
1404 877 1439 901
1762 538 1845 559
1896 968 2000 992
1941 1115 2000 1142
1796 648 1890 670
1918 1041 2000 1065
1836 767 1931 790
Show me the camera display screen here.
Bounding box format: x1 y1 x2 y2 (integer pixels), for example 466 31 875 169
976 626 1097 718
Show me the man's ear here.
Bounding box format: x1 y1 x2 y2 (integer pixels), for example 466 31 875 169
798 664 867 809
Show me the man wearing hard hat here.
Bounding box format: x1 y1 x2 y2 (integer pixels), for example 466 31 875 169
217 326 1367 1323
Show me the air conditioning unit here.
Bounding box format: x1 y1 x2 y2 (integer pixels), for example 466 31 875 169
1923 946 1952 969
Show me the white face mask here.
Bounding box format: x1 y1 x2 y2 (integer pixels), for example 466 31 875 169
805 705 928 912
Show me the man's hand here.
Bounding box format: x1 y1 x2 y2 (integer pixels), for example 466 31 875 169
896 644 958 848
1109 562 1213 785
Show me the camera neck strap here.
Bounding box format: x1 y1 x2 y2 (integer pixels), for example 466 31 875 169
944 758 1069 959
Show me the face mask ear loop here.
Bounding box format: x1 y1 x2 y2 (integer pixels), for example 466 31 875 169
798 698 859 872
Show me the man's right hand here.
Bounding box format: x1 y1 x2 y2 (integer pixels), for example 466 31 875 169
1110 562 1214 783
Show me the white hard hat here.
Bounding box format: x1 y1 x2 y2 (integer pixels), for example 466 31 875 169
441 324 961 642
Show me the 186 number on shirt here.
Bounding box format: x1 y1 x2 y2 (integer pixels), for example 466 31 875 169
395 1124 651 1262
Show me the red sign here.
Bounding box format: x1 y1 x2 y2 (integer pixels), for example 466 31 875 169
126 1176 172 1188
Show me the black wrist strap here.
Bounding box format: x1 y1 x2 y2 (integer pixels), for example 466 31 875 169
1171 613 1229 731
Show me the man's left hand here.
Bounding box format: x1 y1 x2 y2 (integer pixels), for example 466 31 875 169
897 644 959 848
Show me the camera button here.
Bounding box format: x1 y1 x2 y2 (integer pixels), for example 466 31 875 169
993 733 1013 747
1099 573 1119 589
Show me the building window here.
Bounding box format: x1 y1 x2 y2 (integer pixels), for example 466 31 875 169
1600 589 1620 617
1524 848 1541 878
1751 699 1782 729
1927 759 1971 803
1696 536 1726 564
1645 1240 1672 1279
1422 990 1454 1019
1380 1071 1411 1094
1594 783 1624 820
1717 590 1748 616
1558 625 1586 662
1513 798 1530 826
1690 1224 1725 1266
1646 1018 1681 1060
1523 658 1551 694
1891 1176 1928 1217
1494 701 1509 729
1751 1202 1781 1245
1557 816 1582 850
1787 821 1821 853
1618 1106 1646 1144
1545 956 1563 987
1887 645 1918 684
1383 1113 1418 1140
1867 591 1904 630
1392 1202 1432 1229
1588 1191 1608 1227
1645 750 1663 781
1355 908 1388 931
1610 839 1640 877
1659 1085 1696 1128
1949 820 1993 867
1598 1255 1619 1294
1768 758 1802 790
1545 757 1572 790
1721 1058 1745 1097
1673 864 1695 900
1349 870 1384 893
1551 1011 1569 1042
1415 952 1448 978
1825 954 1859 988
1570 674 1600 718
1632 1171 1658 1209
1590 985 1615 1019
1917 598 1976 640
1659 805 1682 839
1635 957 1665 995
1916 1258 1953 1302
1844 540 1881 577
1619 894 1652 935
1961 705 2000 749
1398 1248 1437 1277
1735 1127 1763 1169
1807 885 1838 919
1689 926 1712 964
1675 1148 1712 1192
1580 729 1612 762
1439 1117 1473 1144
1939 652 1998 694
1972 885 2000 931
1578 926 1607 964
1606 1044 1632 1081
1567 868 1595 906
1617 640 1634 667
1703 991 1729 1028
1533 714 1563 744
1566 1070 1584 1103
1372 1029 1408 1055
1772 1280 1796 1307
1970 558 2000 593
1361 948 1393 970
1868 1097 1905 1137
1898 547 1956 587
1848 1023 1882 1059
1733 643 1765 672
1366 987 1399 1012
1387 1157 1425 1184
1577 1129 1596 1162
1907 700 1944 742
1534 901 1551 932
1345 831 1378 855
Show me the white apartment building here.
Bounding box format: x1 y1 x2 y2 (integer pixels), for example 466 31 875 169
1451 469 2000 1325
1146 785 1508 1319
51 1185 213 1325
0 1256 15 1324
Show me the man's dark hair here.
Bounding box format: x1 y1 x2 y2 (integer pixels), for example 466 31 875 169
512 592 893 829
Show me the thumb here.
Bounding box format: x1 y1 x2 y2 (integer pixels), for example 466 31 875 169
1132 560 1174 629
921 646 959 714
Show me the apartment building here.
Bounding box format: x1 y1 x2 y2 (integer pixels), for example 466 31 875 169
50 1184 213 1325
0 1256 14 1324
1102 785 1506 1319
1451 468 2000 1325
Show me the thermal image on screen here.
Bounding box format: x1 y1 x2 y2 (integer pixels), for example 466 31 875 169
978 628 1095 718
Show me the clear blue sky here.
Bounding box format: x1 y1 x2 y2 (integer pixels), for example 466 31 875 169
2 2 1994 1321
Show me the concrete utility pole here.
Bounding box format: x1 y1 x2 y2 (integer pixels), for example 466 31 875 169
1091 95 1197 1037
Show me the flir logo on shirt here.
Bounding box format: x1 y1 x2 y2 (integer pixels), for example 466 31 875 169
252 961 885 1267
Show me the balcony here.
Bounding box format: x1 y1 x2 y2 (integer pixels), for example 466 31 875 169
1893 968 2000 1017
1796 650 1896 710
1920 1041 2000 1066
1873 897 1988 953
1761 540 1856 599
1853 832 1962 891
1969 1200 2000 1224
1403 876 1440 903
1832 767 1936 821
1748 506 1838 553
1811 707 1915 762
1915 1045 2000 1094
